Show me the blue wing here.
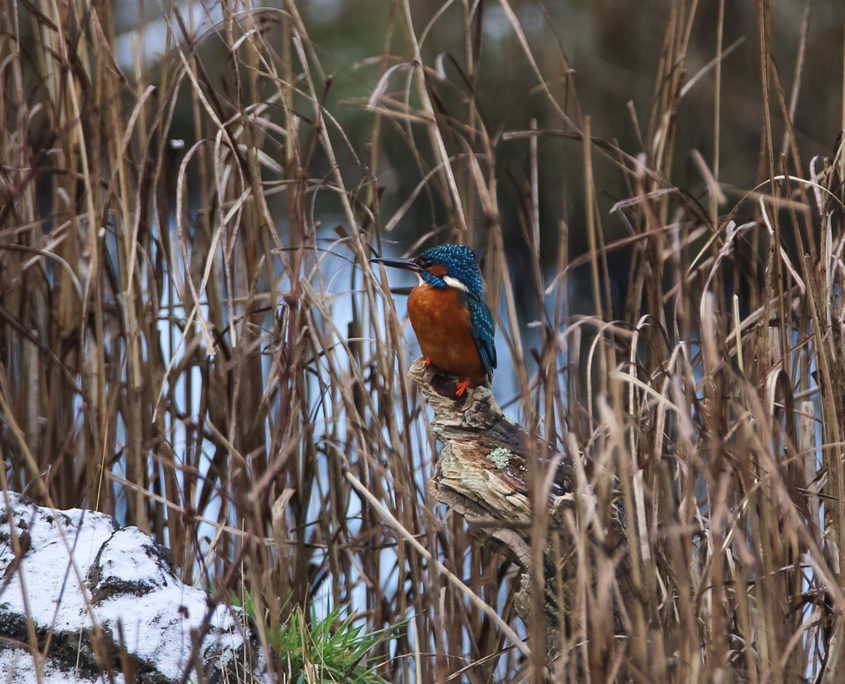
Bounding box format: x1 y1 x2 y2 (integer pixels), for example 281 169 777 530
465 295 497 375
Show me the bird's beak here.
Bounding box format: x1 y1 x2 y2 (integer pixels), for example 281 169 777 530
369 256 422 272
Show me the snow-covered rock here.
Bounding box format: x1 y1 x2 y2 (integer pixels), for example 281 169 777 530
0 492 267 682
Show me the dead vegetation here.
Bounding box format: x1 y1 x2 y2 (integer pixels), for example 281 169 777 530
1 0 845 681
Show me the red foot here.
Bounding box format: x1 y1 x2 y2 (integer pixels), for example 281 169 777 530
424 357 432 366
455 379 470 397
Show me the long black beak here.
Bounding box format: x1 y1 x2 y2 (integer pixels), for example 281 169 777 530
369 256 422 272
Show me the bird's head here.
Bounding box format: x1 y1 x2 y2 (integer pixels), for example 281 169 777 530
371 244 485 299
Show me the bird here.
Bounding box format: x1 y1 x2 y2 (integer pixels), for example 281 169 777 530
371 243 496 397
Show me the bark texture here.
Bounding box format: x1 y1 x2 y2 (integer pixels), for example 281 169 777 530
411 358 628 661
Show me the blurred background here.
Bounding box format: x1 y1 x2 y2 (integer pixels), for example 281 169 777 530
112 0 844 313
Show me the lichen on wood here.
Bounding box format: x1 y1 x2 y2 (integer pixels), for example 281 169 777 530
409 359 584 654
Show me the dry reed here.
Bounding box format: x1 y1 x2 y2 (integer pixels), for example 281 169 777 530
1 0 844 681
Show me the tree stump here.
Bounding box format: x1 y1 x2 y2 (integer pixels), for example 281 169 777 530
410 358 629 662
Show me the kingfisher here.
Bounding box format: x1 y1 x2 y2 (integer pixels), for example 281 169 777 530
371 243 497 397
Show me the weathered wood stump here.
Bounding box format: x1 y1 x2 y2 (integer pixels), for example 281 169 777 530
410 358 628 662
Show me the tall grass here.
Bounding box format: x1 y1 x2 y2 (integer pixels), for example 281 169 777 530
1 0 844 681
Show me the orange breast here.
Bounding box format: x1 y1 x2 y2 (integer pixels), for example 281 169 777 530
407 284 486 383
